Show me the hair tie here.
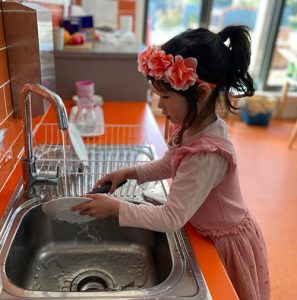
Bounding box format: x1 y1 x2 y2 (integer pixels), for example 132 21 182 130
218 31 228 42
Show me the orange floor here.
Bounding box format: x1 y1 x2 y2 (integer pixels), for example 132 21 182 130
154 114 297 300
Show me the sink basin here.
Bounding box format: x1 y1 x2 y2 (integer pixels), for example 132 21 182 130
0 141 212 299
0 196 211 299
5 204 172 293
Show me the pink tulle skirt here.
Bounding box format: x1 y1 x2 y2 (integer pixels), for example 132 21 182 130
206 211 270 300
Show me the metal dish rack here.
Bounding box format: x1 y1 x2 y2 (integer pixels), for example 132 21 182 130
32 123 164 201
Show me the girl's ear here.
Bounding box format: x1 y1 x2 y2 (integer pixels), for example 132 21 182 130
196 83 212 102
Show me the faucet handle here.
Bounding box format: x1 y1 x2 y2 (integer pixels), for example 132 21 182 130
22 160 60 198
44 164 60 181
38 164 60 185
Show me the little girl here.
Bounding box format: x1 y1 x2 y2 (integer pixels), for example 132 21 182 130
72 25 270 300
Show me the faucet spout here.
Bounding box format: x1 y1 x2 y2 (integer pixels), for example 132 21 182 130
21 83 69 198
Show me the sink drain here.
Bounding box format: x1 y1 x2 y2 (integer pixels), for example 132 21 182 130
70 270 114 292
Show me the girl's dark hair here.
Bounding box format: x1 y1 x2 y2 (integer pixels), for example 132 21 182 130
150 25 254 141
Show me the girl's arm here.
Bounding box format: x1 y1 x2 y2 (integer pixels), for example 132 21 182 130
135 150 172 184
92 150 172 193
72 150 173 217
119 152 228 232
93 167 138 193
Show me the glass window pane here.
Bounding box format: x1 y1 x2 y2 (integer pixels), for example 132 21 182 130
210 0 260 32
210 0 261 87
267 0 297 88
147 0 202 45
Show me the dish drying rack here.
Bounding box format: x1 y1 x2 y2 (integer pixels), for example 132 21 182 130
32 123 165 202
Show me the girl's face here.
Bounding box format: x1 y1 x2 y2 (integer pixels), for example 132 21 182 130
153 87 188 124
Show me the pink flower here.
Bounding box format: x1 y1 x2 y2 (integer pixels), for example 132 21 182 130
164 56 198 91
137 46 156 76
137 46 207 91
147 49 174 80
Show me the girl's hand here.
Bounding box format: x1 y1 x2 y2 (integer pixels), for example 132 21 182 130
94 167 137 194
70 194 120 219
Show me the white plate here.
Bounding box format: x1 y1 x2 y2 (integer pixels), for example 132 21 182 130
42 197 95 223
72 94 103 106
68 122 89 166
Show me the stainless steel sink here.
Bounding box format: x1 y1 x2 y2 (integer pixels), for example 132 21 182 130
0 194 211 299
0 142 212 299
5 206 172 291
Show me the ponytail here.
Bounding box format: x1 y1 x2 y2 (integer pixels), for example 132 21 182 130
218 25 255 97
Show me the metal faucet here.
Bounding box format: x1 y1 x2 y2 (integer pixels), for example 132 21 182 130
21 83 68 198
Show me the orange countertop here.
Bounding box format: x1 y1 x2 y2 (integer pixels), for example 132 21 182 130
0 100 238 300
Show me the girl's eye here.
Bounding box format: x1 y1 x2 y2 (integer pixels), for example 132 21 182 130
161 95 169 99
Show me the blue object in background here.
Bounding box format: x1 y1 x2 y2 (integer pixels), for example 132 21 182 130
240 110 272 126
62 20 79 34
76 15 94 28
62 16 93 34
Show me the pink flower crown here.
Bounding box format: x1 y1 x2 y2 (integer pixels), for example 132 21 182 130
137 46 216 91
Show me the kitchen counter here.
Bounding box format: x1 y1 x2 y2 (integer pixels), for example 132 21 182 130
57 40 144 58
54 41 148 102
0 100 238 300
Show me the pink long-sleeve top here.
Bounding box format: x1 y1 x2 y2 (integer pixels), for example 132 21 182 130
119 117 247 234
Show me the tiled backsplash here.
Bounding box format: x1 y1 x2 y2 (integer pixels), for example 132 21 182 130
0 0 60 208
0 7 24 197
0 2 66 216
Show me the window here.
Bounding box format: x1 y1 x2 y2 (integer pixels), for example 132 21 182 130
210 0 260 33
146 0 202 45
210 0 263 88
145 0 293 91
267 0 297 87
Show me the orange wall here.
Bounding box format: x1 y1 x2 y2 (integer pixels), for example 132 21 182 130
0 4 44 215
0 1 65 217
0 6 24 207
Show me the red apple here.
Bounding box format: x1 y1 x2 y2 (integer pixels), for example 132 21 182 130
70 33 84 45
